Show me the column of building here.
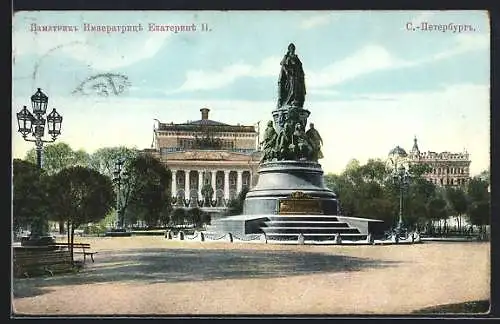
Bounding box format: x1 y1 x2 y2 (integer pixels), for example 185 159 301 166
211 170 217 194
171 168 250 202
224 170 230 201
236 170 243 195
185 170 190 201
198 170 204 200
171 170 177 198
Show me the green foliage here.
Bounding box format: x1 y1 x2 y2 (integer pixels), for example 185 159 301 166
426 196 448 222
466 176 490 227
83 223 107 235
88 146 139 179
187 207 203 227
408 163 433 178
326 161 492 232
44 166 115 259
201 182 214 203
24 142 90 175
170 208 186 225
46 166 116 228
326 159 448 228
226 187 249 216
126 153 172 227
201 212 211 226
467 177 489 202
468 201 489 226
13 159 49 235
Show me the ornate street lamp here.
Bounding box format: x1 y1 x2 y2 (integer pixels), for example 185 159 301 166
16 89 63 238
113 159 129 230
16 88 63 169
388 146 411 239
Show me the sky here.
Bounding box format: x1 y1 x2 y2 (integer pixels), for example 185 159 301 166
12 10 490 176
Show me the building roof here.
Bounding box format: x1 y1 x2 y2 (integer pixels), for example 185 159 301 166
187 119 229 126
156 108 256 133
411 136 420 154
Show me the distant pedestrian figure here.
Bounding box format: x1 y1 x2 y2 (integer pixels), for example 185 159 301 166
298 233 305 245
334 233 342 244
367 233 374 244
178 231 185 241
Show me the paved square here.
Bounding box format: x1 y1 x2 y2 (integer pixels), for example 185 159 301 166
12 237 490 315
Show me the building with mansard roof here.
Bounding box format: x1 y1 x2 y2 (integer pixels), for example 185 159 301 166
408 137 471 187
147 108 262 211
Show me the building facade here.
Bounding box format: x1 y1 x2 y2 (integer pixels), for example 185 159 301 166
148 108 261 208
408 137 471 187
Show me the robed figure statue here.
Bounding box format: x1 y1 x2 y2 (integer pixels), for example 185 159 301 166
277 43 306 109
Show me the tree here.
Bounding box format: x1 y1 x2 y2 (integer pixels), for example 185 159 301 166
445 186 468 233
201 212 211 227
25 142 90 175
46 166 115 262
170 208 186 226
25 142 91 234
187 207 203 228
467 177 489 202
201 182 214 206
426 196 448 235
226 187 249 216
88 146 139 179
126 153 172 227
405 173 437 231
466 175 490 238
468 201 490 236
13 159 49 236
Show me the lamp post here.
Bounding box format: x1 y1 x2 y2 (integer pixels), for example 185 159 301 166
16 88 63 236
113 159 129 230
388 146 411 239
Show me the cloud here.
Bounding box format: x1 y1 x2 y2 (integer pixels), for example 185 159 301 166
308 32 489 90
300 13 337 29
12 83 489 176
169 31 488 95
168 56 281 93
12 28 170 71
306 45 405 88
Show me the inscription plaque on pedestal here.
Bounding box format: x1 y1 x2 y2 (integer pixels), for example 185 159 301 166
278 191 323 215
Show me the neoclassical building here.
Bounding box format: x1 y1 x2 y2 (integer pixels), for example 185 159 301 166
147 108 261 208
408 137 471 187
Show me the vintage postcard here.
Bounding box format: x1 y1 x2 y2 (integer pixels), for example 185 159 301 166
12 10 490 316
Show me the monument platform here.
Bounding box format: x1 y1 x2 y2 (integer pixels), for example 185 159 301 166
204 44 386 244
207 214 386 242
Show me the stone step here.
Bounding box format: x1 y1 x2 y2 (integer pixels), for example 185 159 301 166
267 215 340 222
266 233 367 242
265 232 365 237
264 221 350 228
262 227 361 234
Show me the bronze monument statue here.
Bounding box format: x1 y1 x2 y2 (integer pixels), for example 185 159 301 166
260 120 278 162
208 42 386 245
260 43 324 163
305 123 323 162
277 43 306 109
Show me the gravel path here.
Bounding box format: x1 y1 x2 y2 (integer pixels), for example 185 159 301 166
12 237 490 315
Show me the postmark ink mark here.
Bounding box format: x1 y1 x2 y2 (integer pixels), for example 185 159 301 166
72 73 131 97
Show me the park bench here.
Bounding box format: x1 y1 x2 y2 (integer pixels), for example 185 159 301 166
49 243 97 263
13 247 74 278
